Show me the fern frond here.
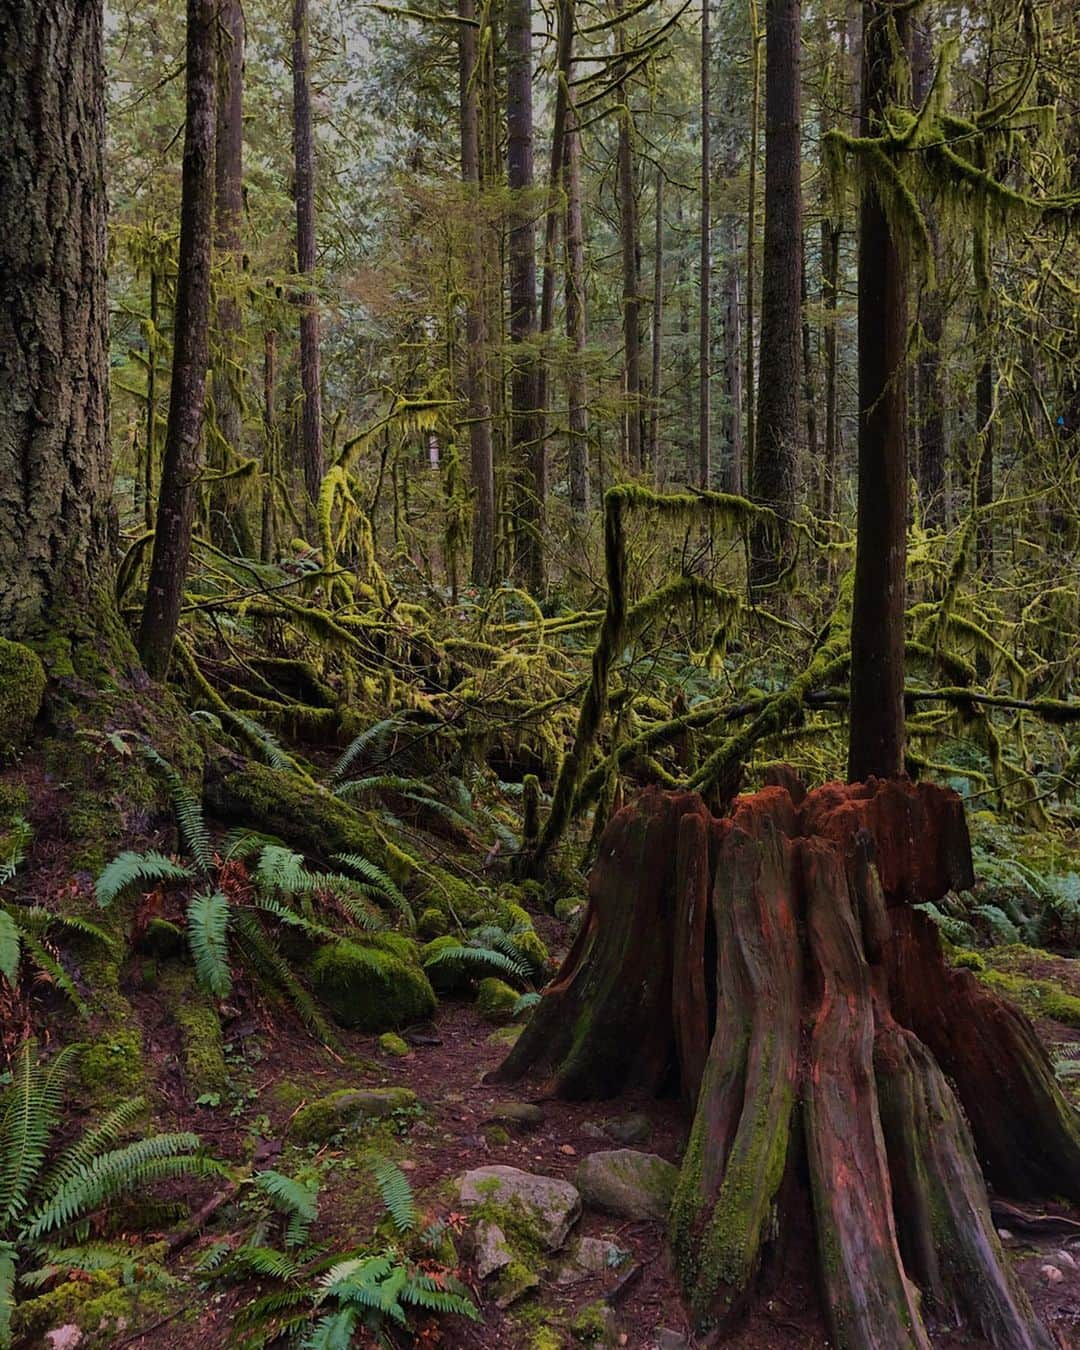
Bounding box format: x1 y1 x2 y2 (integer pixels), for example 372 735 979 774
95 851 195 907
42 1097 147 1197
226 712 296 773
422 943 527 984
142 747 213 873
255 845 310 896
370 1158 416 1236
0 1244 14 1350
401 1271 478 1318
228 1244 304 1280
254 1170 319 1225
30 909 114 947
187 891 232 998
0 1041 79 1230
0 818 31 885
0 913 20 985
301 1308 360 1350
331 854 413 929
232 912 334 1043
18 932 89 1015
328 717 406 784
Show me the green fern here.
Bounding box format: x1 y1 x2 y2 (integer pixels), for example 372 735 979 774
187 891 232 998
328 717 408 785
0 819 31 886
423 941 528 985
142 746 213 873
332 854 414 929
95 850 195 907
369 1158 416 1236
254 1170 320 1250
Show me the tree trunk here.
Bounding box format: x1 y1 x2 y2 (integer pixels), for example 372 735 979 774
800 231 818 472
145 268 161 533
139 0 216 679
616 0 642 475
0 0 112 640
820 211 840 520
744 0 761 478
291 0 324 507
722 221 744 493
848 0 909 782
507 0 543 590
261 327 277 563
749 0 802 598
649 170 664 482
975 344 994 571
459 0 496 586
209 0 249 553
565 66 590 520
496 780 1074 1345
698 0 712 488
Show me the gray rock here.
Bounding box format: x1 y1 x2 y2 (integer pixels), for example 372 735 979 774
574 1149 678 1222
605 1112 652 1145
581 1121 607 1141
473 1220 513 1278
487 1100 545 1130
555 1236 629 1285
654 1328 689 1350
289 1088 418 1143
457 1164 582 1250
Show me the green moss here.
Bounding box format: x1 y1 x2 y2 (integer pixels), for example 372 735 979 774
0 638 46 760
978 967 1080 1028
498 902 550 978
493 1258 540 1306
570 1299 612 1343
948 948 986 971
139 917 185 958
484 1124 512 1146
477 977 519 1024
289 1086 418 1144
417 906 450 938
420 934 475 994
367 931 421 963
77 953 146 1104
11 1268 174 1342
488 1024 524 1049
311 939 436 1032
378 1032 410 1057
162 970 228 1093
530 1329 565 1350
554 897 585 923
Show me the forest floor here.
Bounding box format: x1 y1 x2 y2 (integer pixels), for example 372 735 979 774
7 745 1080 1349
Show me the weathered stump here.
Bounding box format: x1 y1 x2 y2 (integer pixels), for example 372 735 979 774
494 779 1080 1346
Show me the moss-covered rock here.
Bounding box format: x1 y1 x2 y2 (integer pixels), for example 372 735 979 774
0 637 46 759
417 905 450 938
378 1032 411 1057
420 935 475 994
574 1149 678 1221
311 939 436 1032
289 1086 418 1143
488 1024 525 1050
77 954 146 1105
161 971 228 1094
477 977 519 1024
571 1299 616 1343
11 1265 174 1343
498 902 550 979
138 916 185 959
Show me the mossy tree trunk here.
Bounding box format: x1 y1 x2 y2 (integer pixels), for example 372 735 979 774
496 780 1079 1345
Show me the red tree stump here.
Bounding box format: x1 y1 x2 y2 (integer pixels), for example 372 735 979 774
494 779 1080 1346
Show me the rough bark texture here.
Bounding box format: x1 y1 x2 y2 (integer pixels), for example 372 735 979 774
749 0 802 597
0 0 111 640
139 0 217 679
698 0 712 488
292 0 324 506
210 0 248 551
615 0 642 475
848 0 910 782
496 781 1077 1344
649 170 664 481
564 55 590 520
722 222 744 494
507 0 543 591
459 0 495 586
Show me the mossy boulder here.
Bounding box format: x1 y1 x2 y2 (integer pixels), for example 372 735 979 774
571 1299 617 1343
420 935 475 994
477 977 519 1024
457 1165 582 1251
499 902 550 979
573 1150 678 1222
11 1266 174 1344
0 637 46 759
289 1086 418 1143
378 1032 411 1057
417 905 450 939
311 939 436 1032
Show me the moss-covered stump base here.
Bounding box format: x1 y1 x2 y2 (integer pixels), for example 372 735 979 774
494 780 1080 1346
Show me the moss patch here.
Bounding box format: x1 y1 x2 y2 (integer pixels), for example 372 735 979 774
0 638 46 759
11 1267 174 1344
311 939 436 1032
289 1086 418 1144
378 1032 411 1057
477 977 519 1024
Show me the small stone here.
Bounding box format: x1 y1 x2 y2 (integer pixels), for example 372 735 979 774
556 1237 630 1285
581 1122 607 1140
1056 1248 1078 1268
1040 1264 1065 1285
288 1087 418 1143
560 1144 577 1155
996 1228 1013 1241
405 1025 443 1047
45 1329 83 1350
604 1113 652 1146
574 1150 678 1222
487 1100 545 1130
493 1260 540 1308
378 1032 411 1057
457 1165 582 1250
474 1220 513 1278
653 1329 689 1350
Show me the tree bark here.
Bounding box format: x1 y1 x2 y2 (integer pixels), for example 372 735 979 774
459 0 496 586
744 0 761 478
291 0 324 507
497 781 1071 1345
848 0 910 782
722 221 744 493
507 0 543 590
565 67 590 520
649 170 664 482
616 0 642 475
698 0 712 488
749 0 802 598
209 0 248 553
139 0 217 679
0 0 111 640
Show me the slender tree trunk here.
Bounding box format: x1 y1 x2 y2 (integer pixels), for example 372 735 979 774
911 17 945 527
565 66 590 519
139 0 216 678
722 223 744 493
145 268 160 532
291 0 324 507
749 0 802 597
459 0 495 585
698 0 712 487
744 0 761 477
616 0 642 474
820 210 840 520
0 0 112 640
210 0 247 552
650 169 664 482
507 0 543 589
848 0 910 781
800 232 818 470
261 327 277 562
976 347 994 569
